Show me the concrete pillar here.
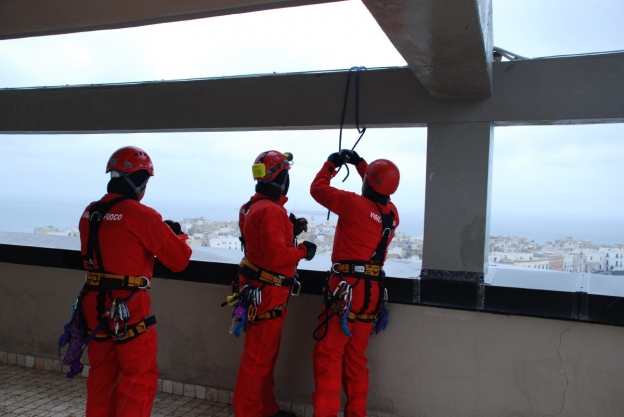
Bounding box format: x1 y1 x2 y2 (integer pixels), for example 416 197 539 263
421 122 493 282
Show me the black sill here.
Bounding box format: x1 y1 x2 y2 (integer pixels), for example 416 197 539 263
1 243 622 327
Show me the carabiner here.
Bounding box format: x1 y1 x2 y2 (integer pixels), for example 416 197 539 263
291 278 301 297
255 288 262 306
333 281 347 297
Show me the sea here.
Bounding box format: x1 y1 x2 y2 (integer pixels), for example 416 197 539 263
0 198 622 246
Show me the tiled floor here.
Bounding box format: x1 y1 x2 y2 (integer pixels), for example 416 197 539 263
0 363 234 417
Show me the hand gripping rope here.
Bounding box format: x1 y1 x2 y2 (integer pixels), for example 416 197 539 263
327 66 367 220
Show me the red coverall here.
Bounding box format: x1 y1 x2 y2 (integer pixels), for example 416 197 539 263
310 160 399 417
79 193 192 417
233 193 308 417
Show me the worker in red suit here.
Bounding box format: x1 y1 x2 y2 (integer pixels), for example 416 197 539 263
232 150 316 417
78 146 192 417
310 150 400 417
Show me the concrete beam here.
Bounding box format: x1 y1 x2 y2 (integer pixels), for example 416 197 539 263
1 53 623 133
362 0 493 99
421 122 493 279
0 0 343 40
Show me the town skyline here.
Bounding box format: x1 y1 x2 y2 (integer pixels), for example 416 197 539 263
33 216 624 275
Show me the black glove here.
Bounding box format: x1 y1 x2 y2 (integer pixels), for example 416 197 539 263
289 213 308 236
164 220 183 235
339 149 363 165
301 241 317 261
327 152 345 168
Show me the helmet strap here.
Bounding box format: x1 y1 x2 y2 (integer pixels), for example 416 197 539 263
121 173 149 196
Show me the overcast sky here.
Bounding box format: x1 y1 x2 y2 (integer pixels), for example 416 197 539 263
0 0 623 228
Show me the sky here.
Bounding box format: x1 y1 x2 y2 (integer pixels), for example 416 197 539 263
0 0 623 240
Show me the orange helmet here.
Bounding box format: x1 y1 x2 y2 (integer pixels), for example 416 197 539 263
106 146 154 176
364 159 400 195
252 150 292 181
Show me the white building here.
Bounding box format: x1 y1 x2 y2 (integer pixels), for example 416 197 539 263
209 237 241 250
600 247 624 272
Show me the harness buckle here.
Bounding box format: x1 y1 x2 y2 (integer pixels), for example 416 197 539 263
275 275 285 286
331 263 341 274
138 276 150 289
291 277 301 297
354 265 366 274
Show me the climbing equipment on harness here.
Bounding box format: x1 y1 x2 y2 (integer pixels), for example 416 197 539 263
223 285 286 337
223 257 300 336
313 204 396 340
334 281 353 337
374 288 389 334
60 195 156 370
58 294 100 378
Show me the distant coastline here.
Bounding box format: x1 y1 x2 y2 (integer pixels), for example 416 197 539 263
0 198 622 246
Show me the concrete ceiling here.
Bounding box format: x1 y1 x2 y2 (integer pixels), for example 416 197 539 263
362 0 492 99
0 0 492 100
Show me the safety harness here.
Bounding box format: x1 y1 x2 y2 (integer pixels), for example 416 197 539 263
223 198 301 336
313 203 394 341
85 198 156 341
59 196 156 377
238 257 301 292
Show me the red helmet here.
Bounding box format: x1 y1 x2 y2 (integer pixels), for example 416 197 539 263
106 146 154 176
365 159 400 195
252 150 292 181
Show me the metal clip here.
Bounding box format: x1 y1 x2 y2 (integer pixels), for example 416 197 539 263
138 276 150 289
118 301 130 321
331 263 341 274
109 300 118 318
333 281 347 297
275 275 285 286
228 316 237 334
290 277 301 297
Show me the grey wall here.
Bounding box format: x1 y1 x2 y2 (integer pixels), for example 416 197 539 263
2 261 624 417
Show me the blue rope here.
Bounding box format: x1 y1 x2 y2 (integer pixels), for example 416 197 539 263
340 314 352 337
